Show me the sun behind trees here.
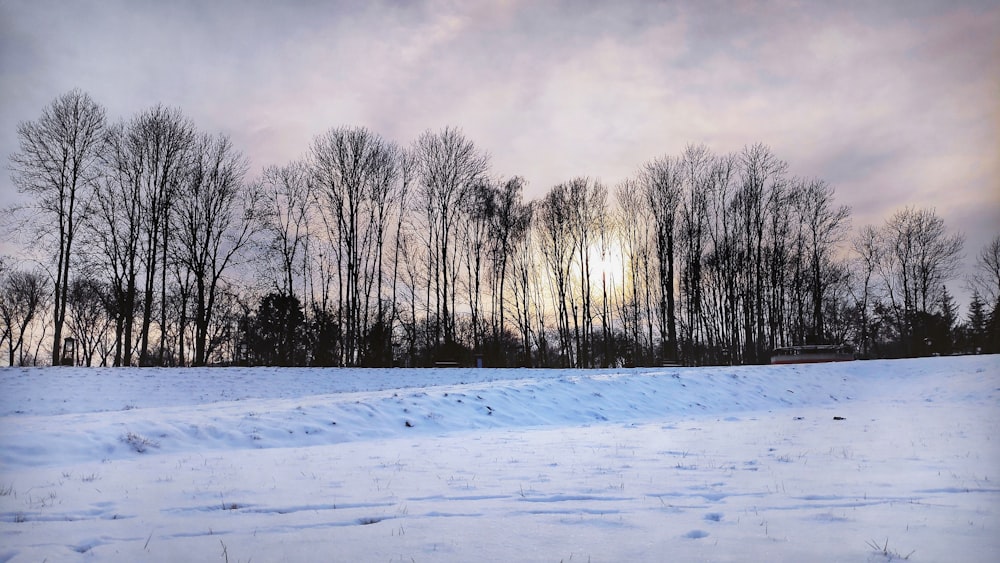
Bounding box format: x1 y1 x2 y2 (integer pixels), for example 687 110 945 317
4 90 995 367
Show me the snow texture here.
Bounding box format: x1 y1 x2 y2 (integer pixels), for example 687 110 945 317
0 355 998 561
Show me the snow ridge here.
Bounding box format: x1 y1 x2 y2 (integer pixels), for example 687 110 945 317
2 358 981 468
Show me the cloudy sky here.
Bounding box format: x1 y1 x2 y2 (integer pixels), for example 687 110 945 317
1 0 998 288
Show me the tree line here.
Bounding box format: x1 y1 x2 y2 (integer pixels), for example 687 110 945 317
3 90 998 367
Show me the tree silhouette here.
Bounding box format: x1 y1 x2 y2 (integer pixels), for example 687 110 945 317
9 90 106 365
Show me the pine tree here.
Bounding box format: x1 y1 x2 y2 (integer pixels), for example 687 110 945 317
967 291 988 352
989 299 1000 354
936 285 958 354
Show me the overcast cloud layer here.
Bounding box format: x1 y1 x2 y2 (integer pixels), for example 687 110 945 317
1 0 997 288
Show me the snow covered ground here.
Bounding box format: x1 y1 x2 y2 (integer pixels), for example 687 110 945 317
0 356 997 562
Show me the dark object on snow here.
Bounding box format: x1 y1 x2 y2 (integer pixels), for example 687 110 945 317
405 420 413 427
771 344 855 364
833 416 846 421
61 337 76 366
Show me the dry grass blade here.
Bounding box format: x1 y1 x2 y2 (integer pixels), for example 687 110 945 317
866 538 914 561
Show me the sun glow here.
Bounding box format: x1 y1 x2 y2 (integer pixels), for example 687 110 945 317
589 242 625 294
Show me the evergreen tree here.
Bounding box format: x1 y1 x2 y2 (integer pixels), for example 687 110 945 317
966 291 988 352
938 286 958 331
936 285 958 353
252 293 305 366
989 299 1000 354
308 305 340 367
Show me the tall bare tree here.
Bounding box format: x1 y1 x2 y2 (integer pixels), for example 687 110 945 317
595 195 616 367
0 258 8 356
365 141 405 366
310 126 401 365
615 178 654 365
640 156 683 363
570 177 607 367
509 201 537 366
882 207 964 316
736 144 788 363
876 207 964 354
9 89 106 365
970 234 1000 307
66 277 114 366
486 177 531 365
797 179 851 343
677 145 712 364
702 153 740 363
459 179 495 355
90 120 142 365
537 182 577 366
259 161 313 299
172 133 259 366
386 149 415 365
850 225 882 357
413 127 489 359
133 106 195 366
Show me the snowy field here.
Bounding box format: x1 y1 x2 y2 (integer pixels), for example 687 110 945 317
0 356 998 562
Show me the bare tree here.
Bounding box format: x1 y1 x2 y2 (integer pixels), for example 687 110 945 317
595 195 617 367
459 179 495 355
90 120 142 365
487 176 530 360
615 178 654 365
970 234 1000 307
0 268 49 366
66 277 114 366
395 230 422 365
763 177 793 350
797 179 851 343
850 225 882 357
570 178 607 367
736 143 788 363
702 153 740 364
165 268 193 366
9 89 106 365
532 178 606 367
386 149 415 365
509 202 537 366
877 207 964 355
0 258 8 356
412 127 489 359
310 126 401 365
456 176 531 364
640 156 683 363
882 207 964 316
537 182 577 366
172 133 260 366
255 162 313 366
0 256 14 362
133 106 195 366
259 161 313 299
677 145 712 364
87 106 194 366
365 141 405 366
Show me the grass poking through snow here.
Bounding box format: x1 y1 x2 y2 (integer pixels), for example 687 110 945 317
121 431 159 453
866 538 914 561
